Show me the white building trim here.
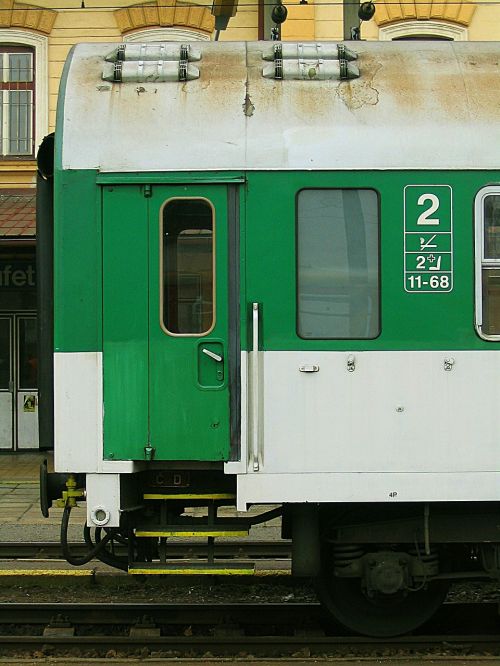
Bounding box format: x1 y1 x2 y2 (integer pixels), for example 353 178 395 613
378 21 468 41
123 27 210 43
0 30 48 154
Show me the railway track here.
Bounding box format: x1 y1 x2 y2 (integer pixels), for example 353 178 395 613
0 540 291 561
0 601 498 657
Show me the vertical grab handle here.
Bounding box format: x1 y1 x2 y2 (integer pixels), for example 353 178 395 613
251 303 260 472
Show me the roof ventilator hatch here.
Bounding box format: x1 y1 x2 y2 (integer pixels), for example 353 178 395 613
262 43 359 81
102 43 201 83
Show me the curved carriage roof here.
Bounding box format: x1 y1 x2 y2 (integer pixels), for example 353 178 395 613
59 40 500 172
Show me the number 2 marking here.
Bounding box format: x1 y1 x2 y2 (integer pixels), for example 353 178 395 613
417 193 440 226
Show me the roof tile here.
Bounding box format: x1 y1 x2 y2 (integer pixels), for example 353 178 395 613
0 192 36 237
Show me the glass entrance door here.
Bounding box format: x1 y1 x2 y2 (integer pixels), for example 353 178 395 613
0 317 13 449
16 316 38 449
0 314 38 450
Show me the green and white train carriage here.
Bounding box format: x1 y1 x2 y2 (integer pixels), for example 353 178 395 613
39 39 500 636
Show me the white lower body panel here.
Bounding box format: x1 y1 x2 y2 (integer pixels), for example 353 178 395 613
54 352 138 474
237 471 500 509
234 350 500 508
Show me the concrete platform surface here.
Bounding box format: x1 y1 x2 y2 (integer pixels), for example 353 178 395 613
0 451 86 542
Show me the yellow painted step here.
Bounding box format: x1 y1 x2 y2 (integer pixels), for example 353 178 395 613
128 562 255 575
143 493 235 500
0 569 94 577
135 528 249 538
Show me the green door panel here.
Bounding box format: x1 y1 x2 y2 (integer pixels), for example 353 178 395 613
103 186 149 460
148 186 230 461
102 184 230 462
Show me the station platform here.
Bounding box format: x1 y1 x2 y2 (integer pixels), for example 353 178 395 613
0 451 86 542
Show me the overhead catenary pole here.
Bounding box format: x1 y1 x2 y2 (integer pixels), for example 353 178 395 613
343 0 360 40
261 0 275 39
259 0 284 40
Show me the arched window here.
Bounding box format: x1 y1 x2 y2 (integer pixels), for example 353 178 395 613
378 21 468 41
124 27 210 42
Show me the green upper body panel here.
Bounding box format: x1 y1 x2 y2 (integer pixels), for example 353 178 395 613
54 169 499 355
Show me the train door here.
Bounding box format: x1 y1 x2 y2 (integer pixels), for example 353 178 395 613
16 316 38 449
0 314 38 450
103 184 233 462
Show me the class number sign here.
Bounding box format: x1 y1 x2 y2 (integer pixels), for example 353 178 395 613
404 185 453 293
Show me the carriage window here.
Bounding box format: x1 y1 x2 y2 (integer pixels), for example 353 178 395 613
162 199 214 335
483 196 500 260
476 191 500 338
297 189 380 339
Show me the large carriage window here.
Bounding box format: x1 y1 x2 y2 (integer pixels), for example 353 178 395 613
162 199 214 335
477 191 500 338
297 189 379 339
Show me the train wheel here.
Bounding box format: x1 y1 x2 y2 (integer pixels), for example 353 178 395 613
317 575 449 637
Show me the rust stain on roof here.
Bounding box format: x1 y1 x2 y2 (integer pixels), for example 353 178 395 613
0 191 36 237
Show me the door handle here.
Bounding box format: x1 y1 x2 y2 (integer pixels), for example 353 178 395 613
202 348 223 363
251 302 260 472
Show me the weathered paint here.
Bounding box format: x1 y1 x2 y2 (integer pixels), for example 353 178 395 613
60 41 500 172
52 42 500 502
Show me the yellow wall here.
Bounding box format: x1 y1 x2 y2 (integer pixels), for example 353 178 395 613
0 0 495 190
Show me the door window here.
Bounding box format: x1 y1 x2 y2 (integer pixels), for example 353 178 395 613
161 198 214 336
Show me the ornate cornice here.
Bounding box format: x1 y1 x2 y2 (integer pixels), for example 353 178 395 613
374 0 476 26
0 0 56 34
115 1 214 35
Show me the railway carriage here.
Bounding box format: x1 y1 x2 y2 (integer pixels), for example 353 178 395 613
38 39 500 636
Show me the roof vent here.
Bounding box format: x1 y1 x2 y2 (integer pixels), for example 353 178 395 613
102 43 200 83
105 42 201 63
262 42 359 81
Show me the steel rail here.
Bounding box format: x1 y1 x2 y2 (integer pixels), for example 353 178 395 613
2 633 500 655
0 601 497 655
0 540 291 560
0 601 322 625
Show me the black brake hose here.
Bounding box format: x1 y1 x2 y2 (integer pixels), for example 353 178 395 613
61 504 113 566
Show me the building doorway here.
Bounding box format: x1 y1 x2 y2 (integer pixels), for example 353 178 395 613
0 313 38 450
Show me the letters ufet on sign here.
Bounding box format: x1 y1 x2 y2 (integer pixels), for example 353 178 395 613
404 185 453 293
